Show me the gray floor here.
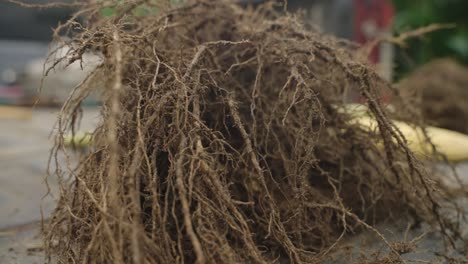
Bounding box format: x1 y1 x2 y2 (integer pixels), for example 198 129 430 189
0 108 100 263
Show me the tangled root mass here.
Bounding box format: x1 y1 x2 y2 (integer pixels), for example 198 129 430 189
44 1 466 263
399 58 468 134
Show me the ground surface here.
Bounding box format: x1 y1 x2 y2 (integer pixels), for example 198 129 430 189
0 107 100 263
0 108 466 263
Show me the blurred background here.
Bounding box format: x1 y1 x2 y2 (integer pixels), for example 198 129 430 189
1 0 468 262
2 0 468 105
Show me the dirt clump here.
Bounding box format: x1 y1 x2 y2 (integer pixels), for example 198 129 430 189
42 1 466 263
399 58 468 134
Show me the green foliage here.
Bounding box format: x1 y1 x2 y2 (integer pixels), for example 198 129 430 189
100 7 117 16
393 0 468 78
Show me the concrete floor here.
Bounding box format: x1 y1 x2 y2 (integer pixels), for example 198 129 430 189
0 107 100 263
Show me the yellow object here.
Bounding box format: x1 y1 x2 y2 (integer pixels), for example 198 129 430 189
63 132 93 148
351 115 468 162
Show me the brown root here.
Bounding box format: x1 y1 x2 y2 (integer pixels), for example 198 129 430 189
399 58 468 134
43 1 466 263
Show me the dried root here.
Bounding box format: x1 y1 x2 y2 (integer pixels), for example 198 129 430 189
43 1 466 263
399 58 468 134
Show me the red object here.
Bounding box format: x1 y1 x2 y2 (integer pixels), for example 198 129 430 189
0 84 24 104
352 0 394 104
353 0 394 63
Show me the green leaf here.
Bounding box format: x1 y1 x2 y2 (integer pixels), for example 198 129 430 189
100 7 116 17
447 34 468 58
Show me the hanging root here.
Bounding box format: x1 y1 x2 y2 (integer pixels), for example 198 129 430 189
43 0 466 263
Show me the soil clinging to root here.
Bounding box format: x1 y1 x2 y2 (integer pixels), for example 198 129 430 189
44 1 466 263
